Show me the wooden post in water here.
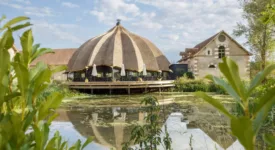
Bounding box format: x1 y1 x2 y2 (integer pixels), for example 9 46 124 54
91 89 93 94
127 85 130 95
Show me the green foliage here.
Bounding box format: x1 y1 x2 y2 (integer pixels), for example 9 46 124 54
262 0 275 24
38 81 89 101
174 76 226 94
183 72 194 79
122 96 172 150
233 0 275 71
195 57 275 150
0 16 92 149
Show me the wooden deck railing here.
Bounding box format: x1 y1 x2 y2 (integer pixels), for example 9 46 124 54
67 80 175 89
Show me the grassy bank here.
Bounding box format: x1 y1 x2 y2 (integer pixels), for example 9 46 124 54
38 81 91 100
174 76 227 94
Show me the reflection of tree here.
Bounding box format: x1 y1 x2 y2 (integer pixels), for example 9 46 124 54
185 105 236 149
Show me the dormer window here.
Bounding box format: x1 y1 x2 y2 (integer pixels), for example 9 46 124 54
218 46 225 58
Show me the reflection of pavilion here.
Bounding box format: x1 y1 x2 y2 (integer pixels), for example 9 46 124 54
89 108 147 150
56 107 243 150
61 107 147 150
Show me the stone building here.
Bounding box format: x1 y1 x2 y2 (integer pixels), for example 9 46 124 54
178 31 252 78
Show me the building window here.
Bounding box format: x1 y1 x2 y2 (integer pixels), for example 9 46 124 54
205 49 212 55
209 65 216 68
218 46 225 58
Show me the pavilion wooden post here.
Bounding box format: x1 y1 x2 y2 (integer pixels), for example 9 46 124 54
111 66 114 82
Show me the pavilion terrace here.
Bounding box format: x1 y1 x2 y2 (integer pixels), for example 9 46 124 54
66 21 174 93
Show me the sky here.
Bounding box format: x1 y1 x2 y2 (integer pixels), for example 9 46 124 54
0 0 246 63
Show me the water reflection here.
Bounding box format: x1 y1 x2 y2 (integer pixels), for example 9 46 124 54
53 100 243 150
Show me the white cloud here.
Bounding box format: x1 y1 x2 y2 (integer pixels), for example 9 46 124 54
0 1 54 17
61 2 79 8
132 20 162 30
32 20 83 44
133 0 244 47
1 0 245 62
15 0 31 4
53 23 79 29
90 0 139 24
0 1 23 9
24 7 53 17
159 34 180 41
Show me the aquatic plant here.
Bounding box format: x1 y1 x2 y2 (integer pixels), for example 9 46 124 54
0 15 92 149
122 96 172 150
189 134 193 150
195 57 275 149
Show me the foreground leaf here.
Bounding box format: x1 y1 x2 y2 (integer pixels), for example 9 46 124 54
248 64 275 94
11 22 32 31
263 134 275 147
218 57 246 100
1 16 29 30
231 117 255 150
195 92 233 118
253 87 275 133
206 75 242 105
81 137 93 150
38 92 63 120
20 29 33 66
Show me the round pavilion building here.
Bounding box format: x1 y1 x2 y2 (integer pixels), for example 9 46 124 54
67 21 170 82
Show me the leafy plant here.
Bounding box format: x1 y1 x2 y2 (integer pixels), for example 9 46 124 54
122 96 172 150
195 57 275 150
0 16 92 149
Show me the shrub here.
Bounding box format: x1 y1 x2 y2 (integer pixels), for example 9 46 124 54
183 72 194 79
174 76 227 94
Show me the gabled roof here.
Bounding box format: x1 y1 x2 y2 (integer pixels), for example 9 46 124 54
178 30 252 62
31 48 76 66
194 33 219 51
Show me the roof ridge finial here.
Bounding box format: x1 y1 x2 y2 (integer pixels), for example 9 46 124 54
116 19 121 26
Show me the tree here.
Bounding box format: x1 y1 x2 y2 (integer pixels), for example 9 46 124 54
262 0 275 24
233 0 275 71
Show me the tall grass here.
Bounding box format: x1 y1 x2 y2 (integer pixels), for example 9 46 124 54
174 76 227 94
38 81 89 101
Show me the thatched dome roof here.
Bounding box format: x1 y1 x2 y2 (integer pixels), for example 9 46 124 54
67 22 170 72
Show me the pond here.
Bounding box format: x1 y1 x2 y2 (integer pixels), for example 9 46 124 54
51 93 244 150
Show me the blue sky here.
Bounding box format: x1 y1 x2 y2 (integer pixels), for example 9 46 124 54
0 0 245 62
